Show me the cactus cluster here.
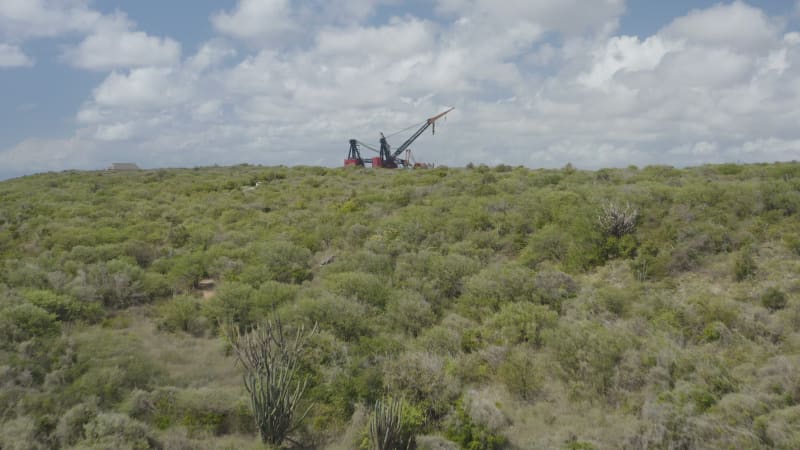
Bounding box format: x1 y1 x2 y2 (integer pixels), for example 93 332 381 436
369 397 415 450
226 320 316 446
597 201 638 238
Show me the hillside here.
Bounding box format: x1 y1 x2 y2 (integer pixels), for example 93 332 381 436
1 163 799 449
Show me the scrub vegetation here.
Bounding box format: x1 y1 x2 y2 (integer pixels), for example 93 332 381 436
0 162 799 449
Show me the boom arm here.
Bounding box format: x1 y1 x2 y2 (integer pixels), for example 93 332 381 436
392 107 454 158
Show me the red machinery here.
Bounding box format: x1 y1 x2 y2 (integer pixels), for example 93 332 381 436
345 107 454 168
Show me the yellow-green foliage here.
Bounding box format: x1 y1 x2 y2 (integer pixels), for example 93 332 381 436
0 162 799 448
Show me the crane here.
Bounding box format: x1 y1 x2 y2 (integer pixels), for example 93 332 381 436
345 107 454 168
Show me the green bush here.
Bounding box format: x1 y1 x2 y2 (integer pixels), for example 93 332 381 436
596 286 638 318
82 412 159 449
83 259 149 308
532 269 579 310
395 251 480 308
445 399 508 450
520 224 569 267
55 398 99 447
129 387 252 436
387 291 435 337
240 240 312 284
65 331 164 407
202 282 257 328
0 303 60 344
754 405 800 448
23 289 103 323
253 280 299 310
164 252 206 292
284 293 370 341
734 248 757 281
459 265 537 314
325 272 393 309
488 302 557 346
157 295 207 335
761 287 788 312
0 416 38 450
498 346 543 401
546 322 630 398
383 351 459 420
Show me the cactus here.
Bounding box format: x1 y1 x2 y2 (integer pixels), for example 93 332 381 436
225 319 316 446
369 397 415 450
597 201 638 238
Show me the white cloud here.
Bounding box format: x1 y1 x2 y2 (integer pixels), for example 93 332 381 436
69 1 800 171
579 36 682 89
316 18 435 58
0 43 33 67
1 1 180 71
661 1 780 51
436 0 625 35
0 0 100 40
5 1 800 179
92 68 192 109
187 40 237 71
94 122 135 141
211 0 297 46
63 15 181 70
211 0 391 46
656 46 752 88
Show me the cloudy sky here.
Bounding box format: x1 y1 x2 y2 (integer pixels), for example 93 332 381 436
1 0 799 179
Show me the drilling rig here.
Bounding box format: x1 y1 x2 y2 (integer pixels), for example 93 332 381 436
345 107 454 168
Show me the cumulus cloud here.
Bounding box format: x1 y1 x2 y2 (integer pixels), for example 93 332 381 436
4 1 800 179
67 1 800 170
661 1 780 51
0 43 33 67
62 15 181 70
436 0 624 36
0 0 100 40
187 40 237 71
1 0 180 71
211 0 297 46
92 68 193 109
211 0 393 46
579 36 682 89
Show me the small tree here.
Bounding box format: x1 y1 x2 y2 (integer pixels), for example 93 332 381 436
225 319 316 446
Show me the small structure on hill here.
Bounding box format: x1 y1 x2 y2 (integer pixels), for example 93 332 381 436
108 163 140 171
198 279 216 299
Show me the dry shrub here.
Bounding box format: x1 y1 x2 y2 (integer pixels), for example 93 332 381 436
383 351 460 419
83 412 159 449
463 389 510 431
55 398 99 447
416 435 459 450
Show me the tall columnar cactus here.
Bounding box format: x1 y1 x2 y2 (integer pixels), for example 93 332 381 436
225 319 316 446
369 397 415 450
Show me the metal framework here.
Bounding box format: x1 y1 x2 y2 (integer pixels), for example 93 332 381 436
345 107 454 168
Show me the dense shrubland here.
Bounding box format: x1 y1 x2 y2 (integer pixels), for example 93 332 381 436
0 161 799 449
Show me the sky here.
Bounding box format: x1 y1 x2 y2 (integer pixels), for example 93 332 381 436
1 1 800 180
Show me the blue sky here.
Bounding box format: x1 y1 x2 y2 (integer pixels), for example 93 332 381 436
1 0 800 179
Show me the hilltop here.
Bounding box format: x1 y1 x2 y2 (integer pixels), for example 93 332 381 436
1 163 799 449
